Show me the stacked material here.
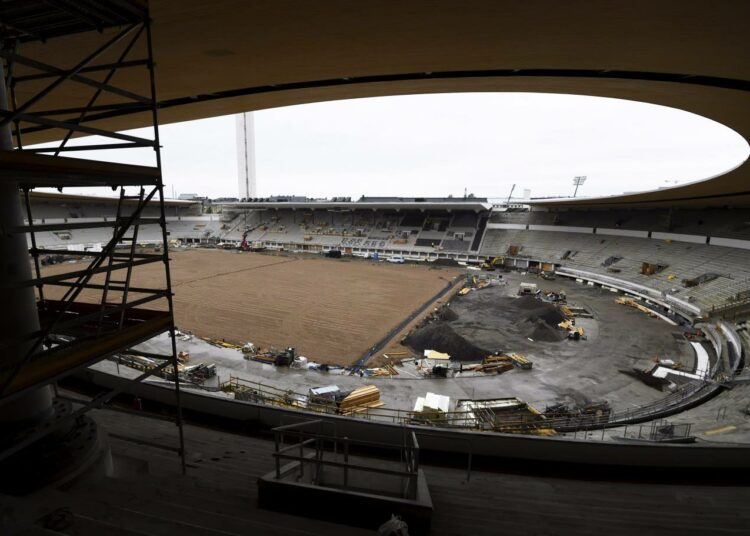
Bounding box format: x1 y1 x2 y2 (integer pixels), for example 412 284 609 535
338 385 383 415
413 392 450 420
477 362 513 374
509 353 533 369
370 363 399 377
423 349 450 360
484 354 511 364
615 297 658 318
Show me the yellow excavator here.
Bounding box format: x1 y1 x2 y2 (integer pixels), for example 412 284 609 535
481 256 505 271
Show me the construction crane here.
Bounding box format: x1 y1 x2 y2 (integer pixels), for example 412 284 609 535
505 183 516 209
238 222 266 251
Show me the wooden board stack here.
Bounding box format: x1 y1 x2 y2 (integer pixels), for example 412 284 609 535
338 385 384 415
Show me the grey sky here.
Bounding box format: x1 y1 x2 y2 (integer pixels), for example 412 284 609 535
36 92 749 200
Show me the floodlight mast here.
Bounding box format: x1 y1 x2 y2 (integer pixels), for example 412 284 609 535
573 176 587 197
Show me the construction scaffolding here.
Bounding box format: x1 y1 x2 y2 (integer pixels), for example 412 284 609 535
0 1 185 472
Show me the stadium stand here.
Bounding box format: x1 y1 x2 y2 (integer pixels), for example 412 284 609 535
25 195 750 320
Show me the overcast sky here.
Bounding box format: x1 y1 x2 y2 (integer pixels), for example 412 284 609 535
37 92 749 200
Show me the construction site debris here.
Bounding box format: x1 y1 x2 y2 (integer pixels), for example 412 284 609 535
423 349 450 360
244 346 297 366
518 282 538 295
557 320 586 340
508 353 532 369
544 400 612 420
183 362 217 383
456 398 552 434
339 385 383 414
413 392 450 420
620 367 675 391
540 290 566 303
615 297 658 318
201 336 243 349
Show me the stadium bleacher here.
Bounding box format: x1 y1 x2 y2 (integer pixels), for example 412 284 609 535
26 196 750 317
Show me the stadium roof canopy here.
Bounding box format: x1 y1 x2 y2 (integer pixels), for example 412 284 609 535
221 200 493 212
5 0 750 208
26 190 198 207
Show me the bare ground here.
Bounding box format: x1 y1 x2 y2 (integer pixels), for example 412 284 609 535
41 249 459 365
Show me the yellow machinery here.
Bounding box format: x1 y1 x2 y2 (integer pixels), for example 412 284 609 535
481 256 505 271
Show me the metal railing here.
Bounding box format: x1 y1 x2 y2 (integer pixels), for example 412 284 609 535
271 419 421 500
222 374 715 437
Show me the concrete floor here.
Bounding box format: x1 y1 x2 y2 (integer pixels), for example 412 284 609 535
99 270 708 419
12 408 744 536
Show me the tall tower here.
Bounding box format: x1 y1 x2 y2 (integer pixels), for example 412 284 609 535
236 112 257 199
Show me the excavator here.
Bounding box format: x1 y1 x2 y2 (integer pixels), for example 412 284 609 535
481 256 505 271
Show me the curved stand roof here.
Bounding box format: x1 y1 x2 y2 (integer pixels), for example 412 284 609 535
6 1 750 207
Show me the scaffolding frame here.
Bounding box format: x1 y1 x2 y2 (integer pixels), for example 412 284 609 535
0 2 186 473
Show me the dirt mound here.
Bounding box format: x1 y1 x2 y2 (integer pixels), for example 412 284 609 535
438 307 459 322
526 318 566 342
404 322 489 361
508 296 567 342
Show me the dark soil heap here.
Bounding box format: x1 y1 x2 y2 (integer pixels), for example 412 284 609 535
508 296 567 342
403 322 490 361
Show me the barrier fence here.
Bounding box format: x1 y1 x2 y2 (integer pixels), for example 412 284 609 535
219 374 714 437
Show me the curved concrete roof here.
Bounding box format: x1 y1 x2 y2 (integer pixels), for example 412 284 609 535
222 201 493 212
12 1 750 207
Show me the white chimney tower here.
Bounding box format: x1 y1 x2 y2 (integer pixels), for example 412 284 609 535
236 112 256 199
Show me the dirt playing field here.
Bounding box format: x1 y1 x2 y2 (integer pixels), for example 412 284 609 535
41 249 459 365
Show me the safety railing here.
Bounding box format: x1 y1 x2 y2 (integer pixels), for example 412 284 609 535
271 419 421 500
222 374 714 437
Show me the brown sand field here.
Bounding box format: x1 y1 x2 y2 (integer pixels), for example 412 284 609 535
42 249 459 365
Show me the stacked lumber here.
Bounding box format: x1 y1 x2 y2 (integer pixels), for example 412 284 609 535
251 353 277 365
477 362 513 374
509 353 533 369
384 363 399 375
615 297 658 318
559 305 574 318
339 385 384 415
484 354 511 364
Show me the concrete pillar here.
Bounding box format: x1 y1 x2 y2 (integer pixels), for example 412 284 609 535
0 63 53 424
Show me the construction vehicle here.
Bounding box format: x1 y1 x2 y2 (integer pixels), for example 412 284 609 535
237 223 267 251
240 230 250 251
481 256 505 271
558 320 585 340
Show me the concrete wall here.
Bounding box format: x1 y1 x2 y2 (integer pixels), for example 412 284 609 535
651 232 706 244
597 228 650 238
710 237 750 250
528 224 594 234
